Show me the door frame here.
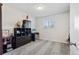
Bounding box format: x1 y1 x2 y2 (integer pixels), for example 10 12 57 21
0 3 3 55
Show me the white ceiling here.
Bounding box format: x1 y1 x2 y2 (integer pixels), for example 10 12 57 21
6 3 70 17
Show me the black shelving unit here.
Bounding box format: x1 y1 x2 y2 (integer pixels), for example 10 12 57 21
14 28 31 37
12 20 32 49
12 28 32 49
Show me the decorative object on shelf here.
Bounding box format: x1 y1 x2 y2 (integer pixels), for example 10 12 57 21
22 20 31 28
26 16 28 20
15 21 21 28
22 16 31 28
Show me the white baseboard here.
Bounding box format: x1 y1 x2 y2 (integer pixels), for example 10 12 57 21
39 39 68 44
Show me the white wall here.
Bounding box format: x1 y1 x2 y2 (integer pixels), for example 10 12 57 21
35 12 69 43
70 4 79 54
2 4 69 43
70 4 79 45
2 4 36 34
2 4 27 33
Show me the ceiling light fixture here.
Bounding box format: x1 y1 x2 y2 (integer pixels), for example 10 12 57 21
36 6 44 10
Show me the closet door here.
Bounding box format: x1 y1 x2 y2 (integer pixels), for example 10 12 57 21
0 4 3 55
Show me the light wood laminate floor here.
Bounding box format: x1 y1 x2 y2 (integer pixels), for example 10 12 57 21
4 39 70 55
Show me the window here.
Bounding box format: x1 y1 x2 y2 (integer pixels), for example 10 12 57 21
43 17 55 28
74 16 79 30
